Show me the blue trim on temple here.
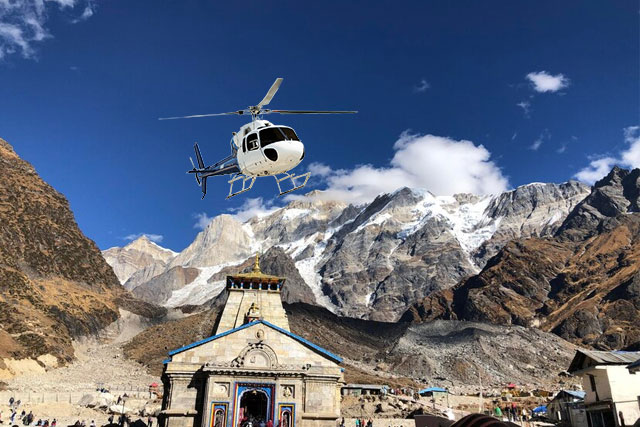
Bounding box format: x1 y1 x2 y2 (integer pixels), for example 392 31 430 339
162 358 171 364
260 320 343 363
166 320 343 363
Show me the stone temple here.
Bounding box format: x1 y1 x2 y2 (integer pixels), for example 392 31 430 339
159 256 343 427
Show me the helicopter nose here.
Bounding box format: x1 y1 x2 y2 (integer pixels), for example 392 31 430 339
277 140 304 165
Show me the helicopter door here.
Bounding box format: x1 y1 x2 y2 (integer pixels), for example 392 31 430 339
241 132 266 175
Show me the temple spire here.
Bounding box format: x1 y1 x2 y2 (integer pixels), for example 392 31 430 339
253 253 261 274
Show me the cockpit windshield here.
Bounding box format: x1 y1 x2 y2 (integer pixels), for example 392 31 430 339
259 127 300 147
280 127 299 141
259 128 284 147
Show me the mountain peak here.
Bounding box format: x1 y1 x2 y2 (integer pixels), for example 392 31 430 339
557 167 640 240
125 235 174 254
595 165 629 189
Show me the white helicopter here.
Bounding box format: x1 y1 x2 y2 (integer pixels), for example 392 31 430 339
159 78 357 199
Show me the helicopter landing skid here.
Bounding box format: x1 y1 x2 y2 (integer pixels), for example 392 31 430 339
274 172 311 197
227 174 256 199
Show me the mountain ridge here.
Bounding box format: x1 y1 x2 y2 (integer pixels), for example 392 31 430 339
104 178 590 321
0 137 164 375
403 167 640 350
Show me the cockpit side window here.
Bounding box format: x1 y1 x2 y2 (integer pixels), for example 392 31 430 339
246 133 259 151
280 127 299 141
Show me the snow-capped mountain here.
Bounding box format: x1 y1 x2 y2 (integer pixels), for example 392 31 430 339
102 235 177 285
103 181 590 320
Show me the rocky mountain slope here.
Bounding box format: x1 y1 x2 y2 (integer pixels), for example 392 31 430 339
125 299 576 390
0 137 162 374
105 182 589 321
404 167 640 350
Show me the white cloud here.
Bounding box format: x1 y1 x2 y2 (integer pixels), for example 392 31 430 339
307 162 332 177
516 100 531 117
621 126 640 167
290 131 509 204
529 139 543 151
123 233 164 243
574 157 617 184
193 198 280 230
556 143 567 154
526 71 570 93
227 197 279 223
413 79 430 93
193 212 213 230
528 129 550 151
574 126 640 184
0 0 95 60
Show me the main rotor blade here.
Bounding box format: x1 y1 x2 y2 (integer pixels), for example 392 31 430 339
267 110 358 114
158 111 245 120
257 78 283 108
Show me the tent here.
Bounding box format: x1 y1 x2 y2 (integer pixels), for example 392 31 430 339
506 383 517 389
532 405 547 414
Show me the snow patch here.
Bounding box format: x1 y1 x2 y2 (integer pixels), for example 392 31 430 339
397 193 500 253
281 208 311 221
164 264 231 308
294 232 340 313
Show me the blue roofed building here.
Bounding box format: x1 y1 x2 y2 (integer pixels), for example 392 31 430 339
159 257 343 427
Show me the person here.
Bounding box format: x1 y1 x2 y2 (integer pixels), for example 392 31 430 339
446 408 455 421
10 411 16 425
27 412 34 425
493 405 502 418
266 420 272 427
355 420 360 427
90 421 95 427
259 420 265 427
52 420 57 427
107 417 113 426
147 418 152 427
9 398 14 409
339 419 345 427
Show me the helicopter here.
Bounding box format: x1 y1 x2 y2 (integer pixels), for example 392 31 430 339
159 78 357 199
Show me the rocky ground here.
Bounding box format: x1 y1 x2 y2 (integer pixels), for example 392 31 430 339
0 312 163 427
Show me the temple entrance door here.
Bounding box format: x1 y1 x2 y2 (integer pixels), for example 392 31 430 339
239 390 269 425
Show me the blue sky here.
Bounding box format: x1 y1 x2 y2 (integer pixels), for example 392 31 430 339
0 1 638 251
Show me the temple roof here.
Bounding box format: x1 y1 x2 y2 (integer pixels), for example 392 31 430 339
166 319 343 364
228 254 285 283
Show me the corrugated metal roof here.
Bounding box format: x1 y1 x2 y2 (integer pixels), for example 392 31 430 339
564 390 586 399
578 349 640 364
419 387 448 393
